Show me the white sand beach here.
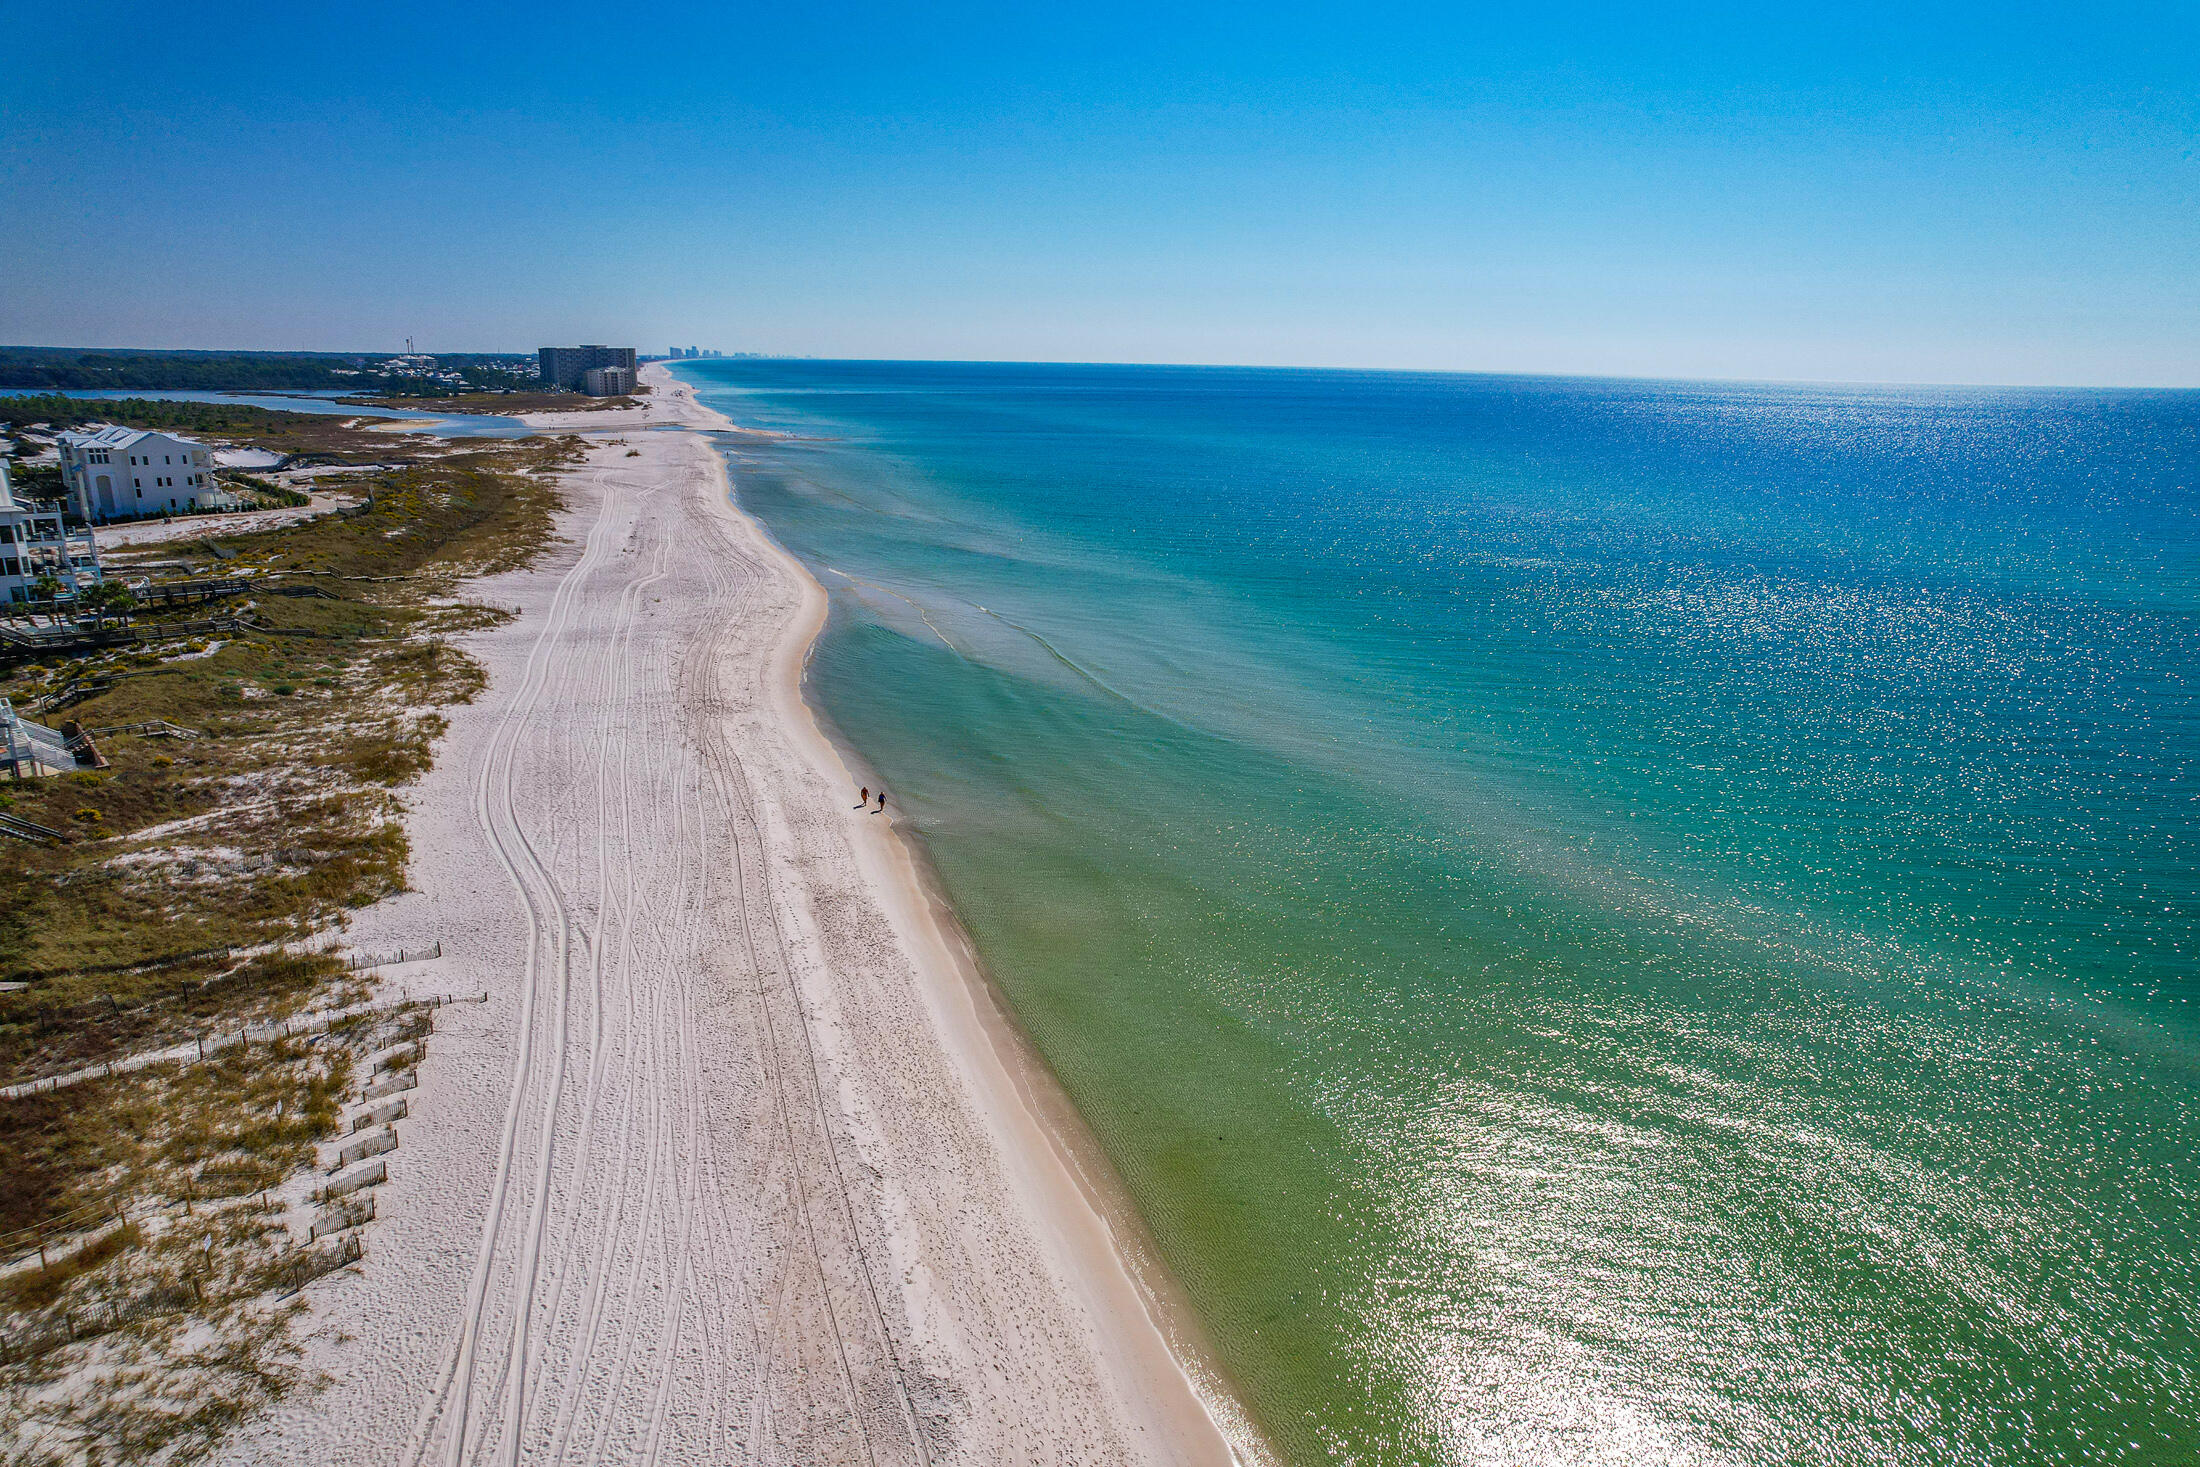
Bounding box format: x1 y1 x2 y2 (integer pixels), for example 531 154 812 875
209 366 1250 1466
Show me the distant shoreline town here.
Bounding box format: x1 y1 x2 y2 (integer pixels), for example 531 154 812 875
0 345 794 398
2 343 649 534
0 344 641 613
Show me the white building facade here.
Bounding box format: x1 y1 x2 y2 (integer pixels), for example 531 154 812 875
0 461 103 605
56 427 239 523
582 365 637 396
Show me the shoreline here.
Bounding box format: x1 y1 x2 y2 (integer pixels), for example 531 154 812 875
665 364 1266 1464
667 369 1270 1465
209 365 1260 1465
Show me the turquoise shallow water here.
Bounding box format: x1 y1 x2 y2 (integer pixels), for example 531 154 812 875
680 361 2199 1466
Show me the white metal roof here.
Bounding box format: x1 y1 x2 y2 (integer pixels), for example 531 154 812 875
56 426 206 450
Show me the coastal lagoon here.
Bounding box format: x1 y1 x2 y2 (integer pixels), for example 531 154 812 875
682 360 2198 1465
44 388 531 437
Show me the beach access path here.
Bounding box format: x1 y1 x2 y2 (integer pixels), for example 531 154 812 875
209 369 1246 1466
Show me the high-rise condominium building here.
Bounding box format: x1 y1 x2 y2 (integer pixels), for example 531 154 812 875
538 345 638 392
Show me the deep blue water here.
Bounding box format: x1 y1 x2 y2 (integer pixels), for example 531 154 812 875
683 360 2199 1466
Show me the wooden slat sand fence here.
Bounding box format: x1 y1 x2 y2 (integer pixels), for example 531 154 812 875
0 990 486 1101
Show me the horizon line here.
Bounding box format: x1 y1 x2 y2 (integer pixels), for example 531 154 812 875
5 342 2197 394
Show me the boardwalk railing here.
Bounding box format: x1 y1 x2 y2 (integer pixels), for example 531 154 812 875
0 811 67 846
133 576 250 609
1 695 78 777
89 718 202 741
3 614 253 669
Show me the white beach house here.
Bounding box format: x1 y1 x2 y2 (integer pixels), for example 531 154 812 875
56 426 240 523
0 461 103 605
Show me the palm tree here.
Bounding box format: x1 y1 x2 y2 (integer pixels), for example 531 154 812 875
30 573 62 624
80 580 135 628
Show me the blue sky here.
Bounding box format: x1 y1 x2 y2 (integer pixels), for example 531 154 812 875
4 1 2195 384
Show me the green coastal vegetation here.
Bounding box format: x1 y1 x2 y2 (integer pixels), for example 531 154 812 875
338 389 639 414
0 394 414 466
0 417 573 1462
0 347 539 398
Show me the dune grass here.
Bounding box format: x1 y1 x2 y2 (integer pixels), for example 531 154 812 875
0 429 577 1463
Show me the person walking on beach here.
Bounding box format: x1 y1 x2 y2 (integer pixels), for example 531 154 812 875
875 789 887 813
859 786 868 809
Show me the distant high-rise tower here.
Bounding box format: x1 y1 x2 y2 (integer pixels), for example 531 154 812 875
538 344 638 391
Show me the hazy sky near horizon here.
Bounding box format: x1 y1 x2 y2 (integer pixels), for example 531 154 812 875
4 1 2196 385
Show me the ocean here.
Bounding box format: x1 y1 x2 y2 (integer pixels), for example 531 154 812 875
677 359 2199 1466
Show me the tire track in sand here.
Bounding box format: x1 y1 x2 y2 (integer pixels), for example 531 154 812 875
401 472 621 1467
